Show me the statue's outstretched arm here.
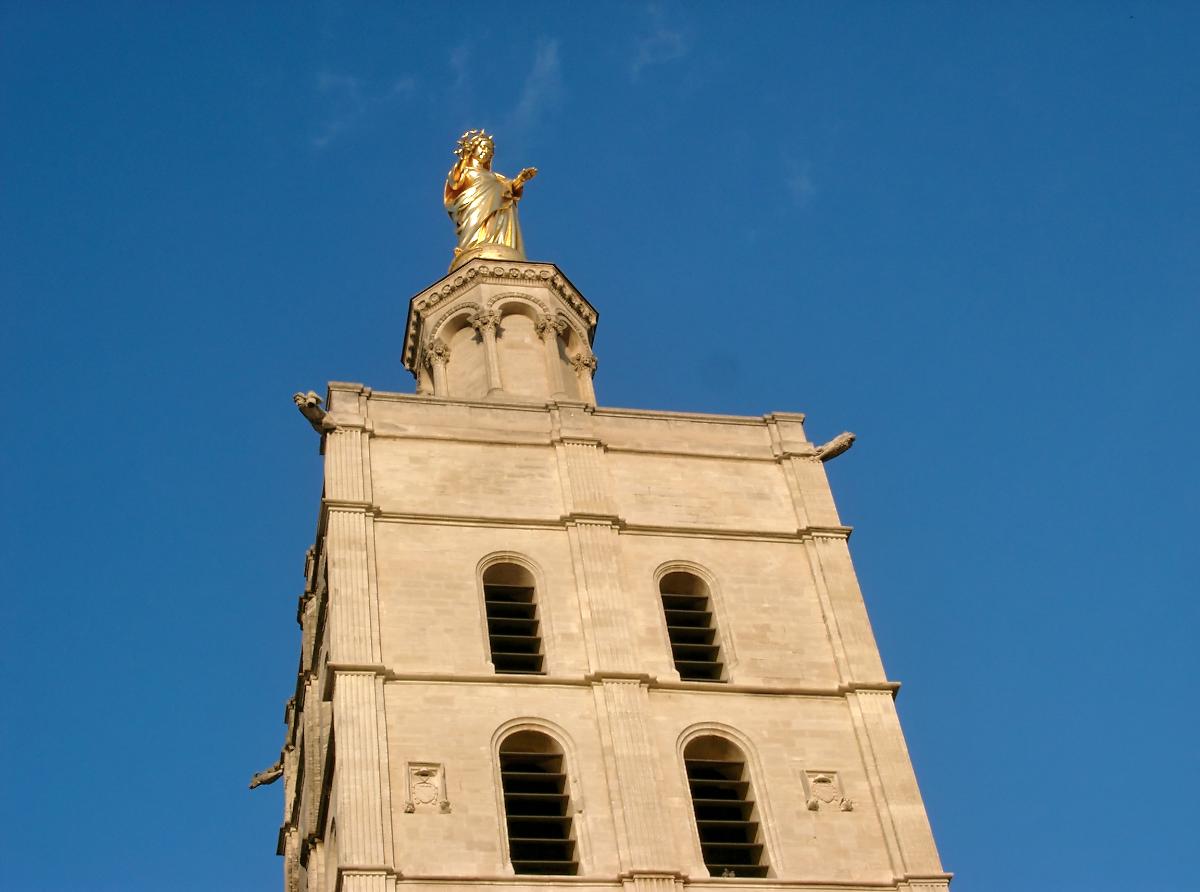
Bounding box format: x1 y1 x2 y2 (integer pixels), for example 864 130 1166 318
510 166 538 198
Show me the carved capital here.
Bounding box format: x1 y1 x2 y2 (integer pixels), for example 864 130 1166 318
422 339 451 368
468 310 501 333
570 352 598 375
535 313 568 340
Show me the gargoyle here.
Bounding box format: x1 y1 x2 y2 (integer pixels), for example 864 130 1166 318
815 431 856 462
292 391 335 433
249 758 284 789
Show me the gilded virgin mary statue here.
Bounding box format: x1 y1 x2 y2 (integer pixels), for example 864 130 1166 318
444 130 537 270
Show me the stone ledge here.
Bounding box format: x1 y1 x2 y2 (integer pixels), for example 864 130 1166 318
353 669 898 700
359 507 851 542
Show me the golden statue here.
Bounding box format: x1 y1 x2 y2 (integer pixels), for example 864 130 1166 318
444 130 537 270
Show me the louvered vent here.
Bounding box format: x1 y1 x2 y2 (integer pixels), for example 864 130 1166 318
499 734 578 876
685 736 768 878
483 563 544 675
660 571 725 681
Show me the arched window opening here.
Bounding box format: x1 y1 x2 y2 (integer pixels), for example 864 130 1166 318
684 735 768 878
482 563 545 675
499 731 578 875
660 571 725 681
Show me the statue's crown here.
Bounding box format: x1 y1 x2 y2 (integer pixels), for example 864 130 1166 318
454 129 494 158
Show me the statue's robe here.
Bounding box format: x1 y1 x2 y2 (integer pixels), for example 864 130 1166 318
444 164 525 259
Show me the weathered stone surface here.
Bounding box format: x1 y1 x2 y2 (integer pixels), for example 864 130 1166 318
268 265 948 892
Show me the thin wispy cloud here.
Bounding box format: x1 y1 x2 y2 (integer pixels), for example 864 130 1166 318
506 39 563 138
449 42 470 93
630 4 691 81
311 70 415 150
785 160 816 207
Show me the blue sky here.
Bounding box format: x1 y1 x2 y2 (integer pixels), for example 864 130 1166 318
2 3 1197 890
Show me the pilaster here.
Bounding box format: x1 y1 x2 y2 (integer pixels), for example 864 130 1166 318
336 868 392 892
323 424 379 666
810 532 887 683
622 873 684 892
282 825 300 892
306 840 325 892
558 437 611 515
326 508 376 664
848 690 944 880
567 518 633 671
594 679 677 873
331 672 391 872
302 675 323 839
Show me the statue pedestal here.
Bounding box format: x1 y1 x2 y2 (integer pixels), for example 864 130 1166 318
449 243 525 272
405 258 598 404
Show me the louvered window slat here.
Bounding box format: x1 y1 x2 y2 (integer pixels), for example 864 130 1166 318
660 573 725 682
685 741 769 878
500 746 578 876
484 582 545 675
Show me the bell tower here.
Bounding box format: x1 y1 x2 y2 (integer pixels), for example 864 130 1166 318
258 136 950 892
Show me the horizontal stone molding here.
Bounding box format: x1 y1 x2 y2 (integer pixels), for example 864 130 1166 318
363 425 805 465
321 663 390 699
366 508 851 543
596 406 799 427
372 511 565 531
563 512 623 527
583 671 655 684
323 499 373 511
352 390 802 430
352 668 898 699
803 526 854 541
619 871 689 881
390 875 933 889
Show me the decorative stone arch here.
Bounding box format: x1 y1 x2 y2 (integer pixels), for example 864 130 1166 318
676 722 782 877
428 301 483 347
474 551 556 675
489 717 590 876
419 302 487 397
486 291 591 402
653 560 739 679
478 292 560 400
487 290 551 318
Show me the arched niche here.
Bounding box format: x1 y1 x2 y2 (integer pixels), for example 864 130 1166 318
494 302 550 399
445 319 487 398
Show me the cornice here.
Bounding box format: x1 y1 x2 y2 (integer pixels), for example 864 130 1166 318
358 389 812 431
364 507 850 543
322 498 372 512
344 669 898 700
391 875 944 889
594 405 787 426
361 424 795 464
403 259 598 369
370 510 565 531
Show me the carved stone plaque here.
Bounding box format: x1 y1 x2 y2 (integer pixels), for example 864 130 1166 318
404 762 450 814
804 771 853 812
